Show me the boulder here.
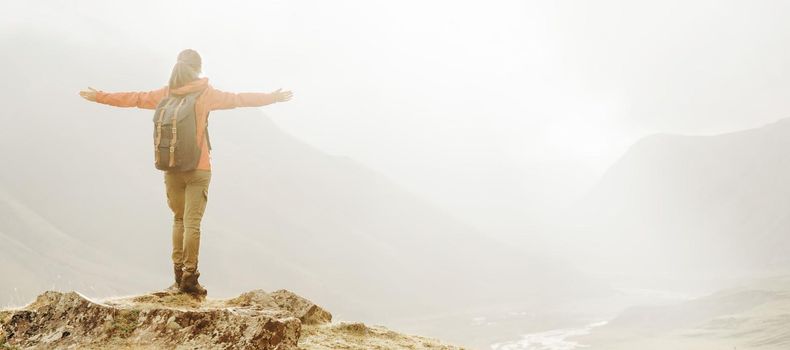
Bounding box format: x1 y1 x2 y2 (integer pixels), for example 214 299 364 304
270 289 333 325
0 291 300 350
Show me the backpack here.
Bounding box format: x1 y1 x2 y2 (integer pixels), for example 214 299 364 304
152 91 208 171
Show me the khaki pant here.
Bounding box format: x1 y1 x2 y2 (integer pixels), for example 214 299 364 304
164 169 211 272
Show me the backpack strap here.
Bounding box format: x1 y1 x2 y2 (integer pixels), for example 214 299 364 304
204 112 212 151
168 98 187 167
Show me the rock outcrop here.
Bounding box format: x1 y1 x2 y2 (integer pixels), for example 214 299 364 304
0 289 466 350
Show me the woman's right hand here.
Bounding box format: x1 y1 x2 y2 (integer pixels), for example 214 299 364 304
79 87 98 102
271 88 293 103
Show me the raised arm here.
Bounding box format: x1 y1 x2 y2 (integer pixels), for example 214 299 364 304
79 86 169 109
204 87 293 111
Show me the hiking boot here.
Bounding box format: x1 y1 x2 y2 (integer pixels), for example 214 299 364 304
166 264 184 292
179 269 207 296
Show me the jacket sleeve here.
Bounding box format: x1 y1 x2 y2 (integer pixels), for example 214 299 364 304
204 87 278 111
94 86 169 109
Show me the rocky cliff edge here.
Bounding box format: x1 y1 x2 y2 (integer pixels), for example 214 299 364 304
0 289 466 350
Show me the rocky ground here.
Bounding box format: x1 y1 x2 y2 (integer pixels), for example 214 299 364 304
0 289 466 350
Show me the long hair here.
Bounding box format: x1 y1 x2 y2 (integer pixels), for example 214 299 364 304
169 49 202 90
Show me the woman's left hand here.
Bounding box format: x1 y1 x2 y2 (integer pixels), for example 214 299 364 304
271 88 293 102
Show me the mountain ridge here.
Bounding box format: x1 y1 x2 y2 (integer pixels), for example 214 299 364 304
566 116 790 286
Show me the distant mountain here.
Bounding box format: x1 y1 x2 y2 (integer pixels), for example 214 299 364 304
0 188 150 306
567 118 790 284
577 276 790 350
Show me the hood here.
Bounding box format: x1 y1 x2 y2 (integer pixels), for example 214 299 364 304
170 77 209 96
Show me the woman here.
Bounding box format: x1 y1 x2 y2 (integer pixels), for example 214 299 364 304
79 49 293 296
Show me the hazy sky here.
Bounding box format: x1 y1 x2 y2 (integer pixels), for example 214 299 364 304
4 0 790 236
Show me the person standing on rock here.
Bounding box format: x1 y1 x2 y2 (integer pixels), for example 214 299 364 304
78 49 293 296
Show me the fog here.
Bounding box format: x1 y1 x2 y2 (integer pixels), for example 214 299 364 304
8 0 790 234
3 1 790 349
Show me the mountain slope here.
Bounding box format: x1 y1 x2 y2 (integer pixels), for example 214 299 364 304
577 276 790 350
567 118 790 283
0 188 150 307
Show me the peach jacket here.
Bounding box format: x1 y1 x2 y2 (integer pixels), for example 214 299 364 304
95 78 277 170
